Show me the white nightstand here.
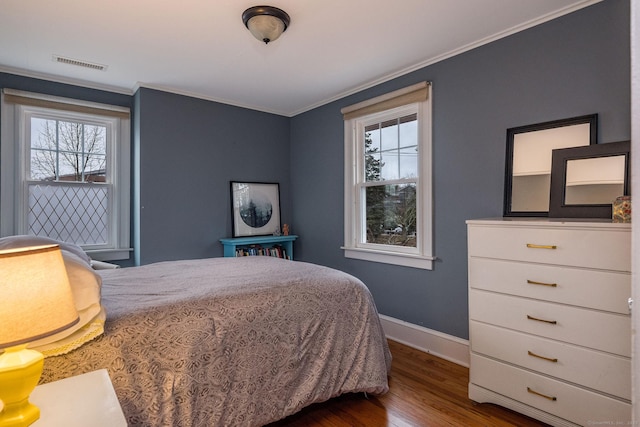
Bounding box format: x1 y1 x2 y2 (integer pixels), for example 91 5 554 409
30 369 126 426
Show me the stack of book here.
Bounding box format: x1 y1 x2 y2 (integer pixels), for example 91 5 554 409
234 244 289 259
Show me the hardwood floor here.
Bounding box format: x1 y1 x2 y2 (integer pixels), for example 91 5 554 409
268 339 550 427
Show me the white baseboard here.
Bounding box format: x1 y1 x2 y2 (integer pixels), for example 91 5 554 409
379 314 470 367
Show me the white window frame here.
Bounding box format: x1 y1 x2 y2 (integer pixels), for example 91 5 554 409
1 89 131 261
342 83 434 270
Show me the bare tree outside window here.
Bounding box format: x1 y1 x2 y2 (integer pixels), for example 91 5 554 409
27 117 110 245
30 118 107 182
4 94 130 253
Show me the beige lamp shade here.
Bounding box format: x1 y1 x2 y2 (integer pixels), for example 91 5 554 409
0 244 79 349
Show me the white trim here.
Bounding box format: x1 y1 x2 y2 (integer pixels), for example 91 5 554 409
343 85 433 270
344 248 434 270
114 116 131 257
630 0 639 422
87 248 133 262
0 92 17 237
0 91 131 260
379 314 469 367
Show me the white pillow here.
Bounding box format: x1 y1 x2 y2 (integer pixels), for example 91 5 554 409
0 235 91 265
0 235 105 356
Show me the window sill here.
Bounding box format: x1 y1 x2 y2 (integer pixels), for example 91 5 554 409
86 248 132 262
342 247 434 270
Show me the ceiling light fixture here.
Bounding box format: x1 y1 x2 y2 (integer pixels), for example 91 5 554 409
242 6 290 44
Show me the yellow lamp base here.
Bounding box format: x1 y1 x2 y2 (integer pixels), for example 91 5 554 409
0 345 44 427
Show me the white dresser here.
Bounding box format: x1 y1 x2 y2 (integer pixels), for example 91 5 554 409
467 218 631 427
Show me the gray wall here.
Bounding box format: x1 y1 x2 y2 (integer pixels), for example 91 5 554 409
289 0 630 339
135 88 291 265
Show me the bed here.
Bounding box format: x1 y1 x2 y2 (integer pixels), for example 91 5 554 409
30 249 391 426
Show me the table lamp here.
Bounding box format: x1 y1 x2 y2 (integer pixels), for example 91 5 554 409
0 244 79 427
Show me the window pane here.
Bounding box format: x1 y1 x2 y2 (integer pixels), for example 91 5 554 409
366 114 418 182
365 183 417 247
29 117 108 183
30 118 58 180
399 115 417 148
365 130 383 182
83 125 107 155
380 119 398 151
31 118 57 150
380 151 399 180
85 154 107 182
30 149 57 180
399 146 418 179
28 183 109 245
58 152 81 181
365 124 380 147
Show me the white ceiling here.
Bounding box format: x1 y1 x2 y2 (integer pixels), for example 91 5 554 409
0 0 599 117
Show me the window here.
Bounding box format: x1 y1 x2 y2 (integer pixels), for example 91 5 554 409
342 82 433 269
1 89 131 261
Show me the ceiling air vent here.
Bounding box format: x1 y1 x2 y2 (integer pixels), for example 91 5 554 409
52 55 108 71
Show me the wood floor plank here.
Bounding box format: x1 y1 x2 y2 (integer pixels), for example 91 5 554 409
268 339 550 427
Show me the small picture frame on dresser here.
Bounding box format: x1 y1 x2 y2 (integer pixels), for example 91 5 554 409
549 140 630 218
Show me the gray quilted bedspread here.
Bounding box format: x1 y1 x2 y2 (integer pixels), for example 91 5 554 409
41 257 391 426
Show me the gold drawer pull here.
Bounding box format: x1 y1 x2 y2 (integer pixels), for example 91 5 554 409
527 279 557 287
526 243 557 250
528 350 558 363
527 387 557 401
527 315 557 325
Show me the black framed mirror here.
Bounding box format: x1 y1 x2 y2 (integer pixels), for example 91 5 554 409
549 140 630 218
503 114 597 217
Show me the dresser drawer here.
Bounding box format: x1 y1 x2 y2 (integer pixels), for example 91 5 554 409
470 354 631 426
470 321 631 400
468 258 630 314
467 223 630 271
469 290 631 357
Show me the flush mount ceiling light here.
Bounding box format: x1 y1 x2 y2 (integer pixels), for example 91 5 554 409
242 6 290 44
